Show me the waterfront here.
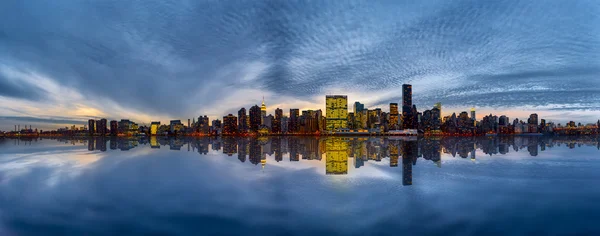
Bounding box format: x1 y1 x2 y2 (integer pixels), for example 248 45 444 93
1 136 599 235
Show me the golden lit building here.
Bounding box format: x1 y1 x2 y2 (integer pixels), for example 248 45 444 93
326 95 348 131
150 122 160 136
325 137 348 175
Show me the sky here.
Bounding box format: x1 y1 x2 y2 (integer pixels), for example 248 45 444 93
0 0 599 131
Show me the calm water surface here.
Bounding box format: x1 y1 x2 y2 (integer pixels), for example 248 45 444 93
1 136 599 235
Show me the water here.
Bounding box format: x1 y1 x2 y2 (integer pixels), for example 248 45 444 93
1 136 599 235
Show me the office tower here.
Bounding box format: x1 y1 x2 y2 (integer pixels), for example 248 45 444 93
198 115 210 134
528 113 539 133
354 102 365 113
96 119 107 136
170 120 183 133
238 108 247 133
150 122 160 135
471 108 476 121
289 109 300 133
389 103 399 130
347 112 355 129
110 120 118 136
88 119 96 135
188 119 191 128
402 84 413 129
326 95 348 131
249 105 262 132
273 108 283 133
223 114 238 134
325 137 349 175
434 102 442 119
211 119 222 132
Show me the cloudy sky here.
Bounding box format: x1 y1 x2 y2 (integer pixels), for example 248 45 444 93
1 0 599 130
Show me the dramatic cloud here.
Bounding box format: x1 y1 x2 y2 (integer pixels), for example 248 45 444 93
0 0 599 130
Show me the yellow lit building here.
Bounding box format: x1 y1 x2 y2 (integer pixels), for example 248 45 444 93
325 137 348 175
150 122 160 136
326 95 348 131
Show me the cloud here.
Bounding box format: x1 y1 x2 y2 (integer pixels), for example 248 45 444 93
0 0 599 130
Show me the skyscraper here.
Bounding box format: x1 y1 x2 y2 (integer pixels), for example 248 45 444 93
261 97 267 124
326 95 348 131
471 108 476 121
98 119 107 136
289 109 300 133
389 103 399 130
88 119 95 135
353 101 365 113
238 108 247 133
273 108 283 133
110 120 118 136
249 105 262 132
402 84 414 129
223 114 237 134
150 122 160 135
434 102 442 120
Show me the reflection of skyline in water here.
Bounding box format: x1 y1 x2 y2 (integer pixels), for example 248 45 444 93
5 136 599 186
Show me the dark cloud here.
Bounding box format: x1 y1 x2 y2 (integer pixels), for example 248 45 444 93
0 116 86 125
0 74 46 101
0 0 598 120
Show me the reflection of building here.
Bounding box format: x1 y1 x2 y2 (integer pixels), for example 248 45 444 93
326 95 348 131
325 137 348 175
390 143 399 167
401 141 417 186
150 136 160 148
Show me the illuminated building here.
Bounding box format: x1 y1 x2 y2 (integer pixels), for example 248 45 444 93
150 122 160 135
238 108 248 133
170 120 184 134
273 108 283 133
211 119 222 133
390 143 399 167
223 114 237 134
528 113 539 133
110 120 118 136
470 107 476 122
402 84 414 129
289 109 300 133
347 112 355 129
249 105 262 133
325 137 348 175
389 103 399 130
261 97 267 124
88 119 95 135
97 119 107 136
263 115 273 130
198 115 210 134
326 95 348 131
434 102 442 120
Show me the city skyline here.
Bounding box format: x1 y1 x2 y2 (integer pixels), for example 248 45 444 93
1 0 600 131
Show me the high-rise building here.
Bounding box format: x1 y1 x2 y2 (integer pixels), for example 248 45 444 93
273 108 283 133
326 95 348 131
238 108 247 133
110 120 118 136
150 122 160 135
389 103 399 130
198 115 210 134
402 84 414 129
434 102 442 120
170 120 183 133
223 114 237 134
88 119 96 135
289 109 300 133
354 102 365 113
471 108 476 121
97 119 107 136
249 105 262 132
